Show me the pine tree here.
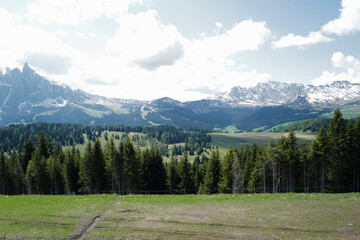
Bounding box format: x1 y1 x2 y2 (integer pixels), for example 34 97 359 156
79 141 92 192
232 149 242 194
328 109 347 192
286 128 299 192
178 154 194 193
299 139 310 192
22 139 34 173
123 137 140 193
201 148 221 194
353 117 360 191
0 149 9 194
105 137 117 192
310 126 329 192
10 151 24 194
141 148 167 193
218 145 234 193
242 143 258 192
167 156 181 193
46 154 63 195
192 160 202 193
63 148 79 194
26 150 47 194
92 138 106 193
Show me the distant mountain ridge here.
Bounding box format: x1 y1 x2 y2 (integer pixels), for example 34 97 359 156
1 64 359 131
215 80 360 107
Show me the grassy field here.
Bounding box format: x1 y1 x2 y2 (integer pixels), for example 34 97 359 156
0 194 117 239
0 193 359 239
210 132 315 148
322 105 360 119
69 131 316 162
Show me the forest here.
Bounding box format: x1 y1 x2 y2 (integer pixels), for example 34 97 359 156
0 109 359 195
0 123 210 155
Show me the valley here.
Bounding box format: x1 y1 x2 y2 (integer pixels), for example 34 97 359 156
1 194 359 239
1 64 360 131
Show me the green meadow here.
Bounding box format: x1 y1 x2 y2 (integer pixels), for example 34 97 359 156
0 193 359 239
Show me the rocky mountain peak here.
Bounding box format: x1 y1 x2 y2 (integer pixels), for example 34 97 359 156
22 63 35 75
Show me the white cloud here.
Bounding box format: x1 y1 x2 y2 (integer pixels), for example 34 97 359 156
1 5 273 102
26 0 143 25
73 31 96 39
133 41 184 71
106 10 184 61
322 0 360 36
312 52 360 85
272 31 333 49
104 15 272 100
0 8 78 74
273 0 360 49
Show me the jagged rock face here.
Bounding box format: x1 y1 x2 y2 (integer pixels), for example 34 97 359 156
0 64 360 129
215 81 360 107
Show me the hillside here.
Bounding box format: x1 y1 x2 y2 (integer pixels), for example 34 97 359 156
1 64 360 130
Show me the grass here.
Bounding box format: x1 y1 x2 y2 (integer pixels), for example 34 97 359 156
89 193 360 239
264 120 305 133
322 105 360 119
0 194 117 239
210 132 315 158
1 193 359 239
210 132 315 148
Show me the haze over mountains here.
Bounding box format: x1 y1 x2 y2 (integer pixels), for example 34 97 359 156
1 64 360 131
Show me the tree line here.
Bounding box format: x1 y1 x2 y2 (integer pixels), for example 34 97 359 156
273 118 331 133
0 123 210 155
0 109 359 195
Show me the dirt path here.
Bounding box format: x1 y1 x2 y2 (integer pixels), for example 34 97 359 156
74 197 119 240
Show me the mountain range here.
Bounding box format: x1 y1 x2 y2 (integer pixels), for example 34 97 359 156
1 63 359 131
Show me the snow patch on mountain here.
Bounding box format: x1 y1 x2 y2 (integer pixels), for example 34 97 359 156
216 80 360 107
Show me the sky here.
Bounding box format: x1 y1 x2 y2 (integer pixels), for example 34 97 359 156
0 0 360 102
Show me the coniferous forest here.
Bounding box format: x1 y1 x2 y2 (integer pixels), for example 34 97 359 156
0 109 359 195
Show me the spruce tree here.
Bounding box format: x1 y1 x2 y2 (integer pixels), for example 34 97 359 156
79 141 92 192
123 137 140 193
232 148 242 194
178 154 194 193
0 149 9 194
328 109 347 192
167 156 180 193
201 148 221 194
299 139 310 192
218 145 234 193
10 151 24 195
310 126 329 192
105 137 117 192
92 138 106 193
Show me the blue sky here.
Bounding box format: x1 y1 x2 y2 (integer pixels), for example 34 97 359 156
0 0 359 101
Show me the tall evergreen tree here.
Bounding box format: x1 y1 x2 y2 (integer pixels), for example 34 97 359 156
79 141 92 192
232 149 242 194
22 139 34 173
218 145 234 193
63 148 79 194
299 139 310 192
105 137 117 192
201 148 221 194
92 138 106 193
167 156 181 193
123 137 140 193
353 117 360 191
310 126 329 192
0 149 9 194
328 109 347 192
10 151 24 194
286 128 299 192
178 154 194 193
